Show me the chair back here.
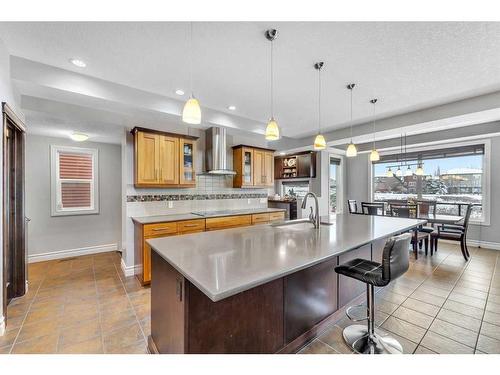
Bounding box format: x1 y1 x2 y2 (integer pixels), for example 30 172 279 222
382 233 411 282
389 203 416 218
361 202 385 216
416 200 437 217
463 204 473 231
347 199 358 214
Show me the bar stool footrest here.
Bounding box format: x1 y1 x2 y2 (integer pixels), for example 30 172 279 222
345 304 369 322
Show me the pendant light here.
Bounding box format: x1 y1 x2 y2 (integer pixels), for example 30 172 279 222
369 98 380 162
346 83 357 157
182 22 201 125
415 164 425 176
404 134 413 176
313 62 326 150
386 168 394 177
264 29 280 140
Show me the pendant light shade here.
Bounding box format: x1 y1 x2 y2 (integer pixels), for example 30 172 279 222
314 134 326 150
183 22 202 125
346 83 357 157
182 96 201 124
313 62 326 150
265 118 280 140
346 142 358 157
386 168 393 177
395 167 402 177
415 165 424 176
405 165 413 176
264 29 280 141
370 149 380 162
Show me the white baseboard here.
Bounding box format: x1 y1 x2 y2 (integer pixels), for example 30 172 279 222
0 315 5 336
440 239 500 251
120 257 138 277
28 243 118 263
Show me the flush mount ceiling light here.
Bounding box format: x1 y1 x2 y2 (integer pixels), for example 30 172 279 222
369 99 380 162
175 89 185 96
69 58 86 68
264 29 280 141
182 22 201 125
70 132 89 142
346 83 358 157
227 105 236 111
313 62 326 151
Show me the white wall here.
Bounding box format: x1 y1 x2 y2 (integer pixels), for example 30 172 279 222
26 134 122 262
0 38 23 334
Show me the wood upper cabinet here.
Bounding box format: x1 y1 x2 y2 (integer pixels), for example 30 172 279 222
136 131 160 185
233 145 274 188
159 135 179 185
133 127 198 188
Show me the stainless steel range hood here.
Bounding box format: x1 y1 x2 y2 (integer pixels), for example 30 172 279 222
203 127 236 175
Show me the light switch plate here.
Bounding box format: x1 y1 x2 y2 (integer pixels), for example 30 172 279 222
260 198 267 204
168 201 173 208
247 199 251 204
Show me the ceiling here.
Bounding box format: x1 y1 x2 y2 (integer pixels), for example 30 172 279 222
1 21 500 143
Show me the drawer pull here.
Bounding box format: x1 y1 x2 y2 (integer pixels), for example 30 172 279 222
183 224 199 228
152 227 172 231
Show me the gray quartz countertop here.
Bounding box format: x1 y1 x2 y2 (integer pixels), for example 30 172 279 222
148 214 426 302
131 207 286 224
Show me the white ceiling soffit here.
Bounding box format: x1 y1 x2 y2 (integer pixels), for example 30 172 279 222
2 22 500 140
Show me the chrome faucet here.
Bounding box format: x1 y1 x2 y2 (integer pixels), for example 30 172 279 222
301 192 320 229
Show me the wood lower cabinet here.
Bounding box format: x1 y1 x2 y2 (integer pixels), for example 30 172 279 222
133 127 198 188
134 212 284 285
233 145 274 188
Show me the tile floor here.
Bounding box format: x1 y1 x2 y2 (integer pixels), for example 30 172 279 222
1 242 499 354
300 242 500 354
0 251 150 354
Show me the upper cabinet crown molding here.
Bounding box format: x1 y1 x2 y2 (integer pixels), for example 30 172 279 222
133 127 197 188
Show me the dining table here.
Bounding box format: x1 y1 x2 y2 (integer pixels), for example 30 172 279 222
417 213 464 225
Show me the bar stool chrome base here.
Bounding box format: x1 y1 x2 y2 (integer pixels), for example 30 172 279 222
343 324 404 354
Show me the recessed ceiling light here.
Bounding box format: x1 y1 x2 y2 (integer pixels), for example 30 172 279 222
69 58 86 68
70 132 89 142
175 89 185 96
227 105 236 111
279 152 286 155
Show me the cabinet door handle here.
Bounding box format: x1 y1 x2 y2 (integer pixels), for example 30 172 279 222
155 169 158 180
176 278 183 301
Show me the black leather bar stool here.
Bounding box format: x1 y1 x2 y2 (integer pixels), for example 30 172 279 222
334 233 411 354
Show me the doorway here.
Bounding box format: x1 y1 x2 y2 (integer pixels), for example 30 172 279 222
2 102 26 320
329 156 341 213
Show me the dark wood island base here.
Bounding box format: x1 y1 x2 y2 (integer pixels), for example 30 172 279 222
149 239 386 354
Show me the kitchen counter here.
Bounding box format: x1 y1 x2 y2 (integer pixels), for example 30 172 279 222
131 207 286 224
148 214 425 302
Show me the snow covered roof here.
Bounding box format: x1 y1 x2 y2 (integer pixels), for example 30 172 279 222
442 168 482 175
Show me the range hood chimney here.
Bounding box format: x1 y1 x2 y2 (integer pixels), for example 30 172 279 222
204 127 236 175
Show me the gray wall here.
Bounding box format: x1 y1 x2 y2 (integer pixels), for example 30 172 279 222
26 134 122 258
345 133 500 244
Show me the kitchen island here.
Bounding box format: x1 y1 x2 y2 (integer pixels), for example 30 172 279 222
147 214 425 354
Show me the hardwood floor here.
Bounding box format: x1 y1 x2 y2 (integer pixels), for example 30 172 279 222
1 242 499 354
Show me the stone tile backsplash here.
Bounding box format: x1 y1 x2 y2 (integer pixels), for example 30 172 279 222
127 174 272 218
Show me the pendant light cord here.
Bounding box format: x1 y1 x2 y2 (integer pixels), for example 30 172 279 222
270 38 274 118
350 87 353 141
189 22 193 96
372 101 376 149
318 66 321 134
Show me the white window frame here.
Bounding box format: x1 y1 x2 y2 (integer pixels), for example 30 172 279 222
329 153 345 214
50 145 99 216
369 138 491 226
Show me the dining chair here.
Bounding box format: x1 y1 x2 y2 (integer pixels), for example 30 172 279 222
389 203 428 258
361 202 385 216
416 200 437 234
348 199 358 214
430 204 472 261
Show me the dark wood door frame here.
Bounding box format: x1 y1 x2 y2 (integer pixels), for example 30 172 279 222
2 102 26 325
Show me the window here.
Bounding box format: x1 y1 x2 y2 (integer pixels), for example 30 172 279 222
329 157 340 213
282 181 309 199
51 145 99 216
372 142 489 223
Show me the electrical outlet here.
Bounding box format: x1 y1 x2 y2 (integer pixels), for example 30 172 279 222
260 198 267 204
247 199 251 205
168 201 173 208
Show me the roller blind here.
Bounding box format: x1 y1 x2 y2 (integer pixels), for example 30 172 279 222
374 144 484 164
